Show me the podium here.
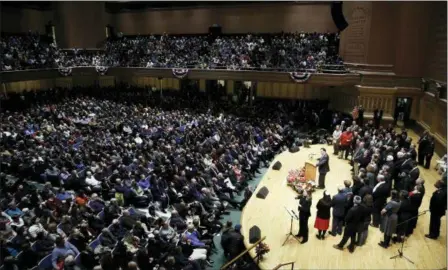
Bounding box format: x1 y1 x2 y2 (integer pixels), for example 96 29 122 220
304 162 317 181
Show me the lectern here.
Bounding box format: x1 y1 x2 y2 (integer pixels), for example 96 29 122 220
304 162 317 181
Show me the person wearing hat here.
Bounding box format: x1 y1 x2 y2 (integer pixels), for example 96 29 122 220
333 195 363 253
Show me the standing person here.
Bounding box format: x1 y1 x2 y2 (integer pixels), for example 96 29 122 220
339 128 353 160
358 105 364 127
378 190 401 249
417 131 429 166
425 180 447 240
295 191 312 244
329 186 347 236
395 191 413 243
333 195 363 253
351 106 359 125
407 185 424 235
316 148 330 189
372 175 389 228
423 136 435 169
373 109 380 129
314 191 332 240
332 125 342 155
357 194 373 246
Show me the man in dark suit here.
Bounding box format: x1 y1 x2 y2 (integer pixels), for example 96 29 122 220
417 132 429 166
333 195 363 253
423 136 435 169
358 179 373 199
330 186 347 236
295 191 312 244
316 148 330 189
372 175 389 227
425 180 447 239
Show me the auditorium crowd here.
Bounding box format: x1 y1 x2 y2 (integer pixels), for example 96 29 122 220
1 32 343 72
0 85 329 270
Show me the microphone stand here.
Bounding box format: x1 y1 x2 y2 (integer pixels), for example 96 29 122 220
390 210 429 264
282 206 300 246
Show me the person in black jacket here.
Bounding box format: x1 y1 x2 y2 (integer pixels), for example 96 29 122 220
295 191 312 244
220 221 233 258
407 184 424 235
372 175 389 227
358 178 373 199
425 180 447 239
333 195 363 253
357 194 373 246
423 136 435 169
417 131 429 166
227 224 245 260
314 191 331 240
394 190 413 243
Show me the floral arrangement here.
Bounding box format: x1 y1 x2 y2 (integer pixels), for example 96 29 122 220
287 167 316 193
255 242 270 260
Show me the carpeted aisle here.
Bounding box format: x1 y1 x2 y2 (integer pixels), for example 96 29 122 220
209 168 268 270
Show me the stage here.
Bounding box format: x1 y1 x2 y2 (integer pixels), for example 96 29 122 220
240 143 447 270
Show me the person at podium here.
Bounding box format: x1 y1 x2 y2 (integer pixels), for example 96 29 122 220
316 148 330 189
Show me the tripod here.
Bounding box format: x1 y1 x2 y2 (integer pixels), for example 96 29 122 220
282 207 300 246
390 210 429 264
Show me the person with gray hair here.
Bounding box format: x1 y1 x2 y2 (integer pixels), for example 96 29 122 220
333 195 363 253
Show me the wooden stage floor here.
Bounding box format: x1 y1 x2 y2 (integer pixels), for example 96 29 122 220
240 142 447 270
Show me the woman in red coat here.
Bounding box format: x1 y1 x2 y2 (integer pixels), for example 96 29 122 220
314 191 332 240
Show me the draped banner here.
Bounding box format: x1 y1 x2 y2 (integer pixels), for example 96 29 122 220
96 66 109 76
58 67 72 77
289 72 311 83
172 68 189 79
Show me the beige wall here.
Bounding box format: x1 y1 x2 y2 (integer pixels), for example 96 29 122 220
340 1 446 80
54 2 107 48
424 2 447 82
1 6 53 34
109 3 338 35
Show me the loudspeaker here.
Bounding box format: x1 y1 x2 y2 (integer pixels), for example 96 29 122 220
331 2 349 31
256 186 269 199
249 225 261 244
272 161 282 170
209 24 222 35
289 146 300 153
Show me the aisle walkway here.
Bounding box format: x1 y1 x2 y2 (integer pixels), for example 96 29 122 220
210 168 268 270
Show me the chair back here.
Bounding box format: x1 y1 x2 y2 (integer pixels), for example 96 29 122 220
89 238 100 250
38 254 53 269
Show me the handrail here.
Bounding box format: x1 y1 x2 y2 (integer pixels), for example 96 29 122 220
220 236 266 270
273 261 295 270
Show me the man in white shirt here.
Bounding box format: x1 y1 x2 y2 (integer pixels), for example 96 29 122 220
203 154 213 168
85 171 101 189
28 219 47 239
134 135 143 145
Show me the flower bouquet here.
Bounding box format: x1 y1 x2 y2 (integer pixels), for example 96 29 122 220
287 167 316 194
255 242 270 261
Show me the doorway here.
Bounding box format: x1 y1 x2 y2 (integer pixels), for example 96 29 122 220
394 97 412 127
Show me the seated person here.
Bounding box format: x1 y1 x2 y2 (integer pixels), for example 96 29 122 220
51 236 80 270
